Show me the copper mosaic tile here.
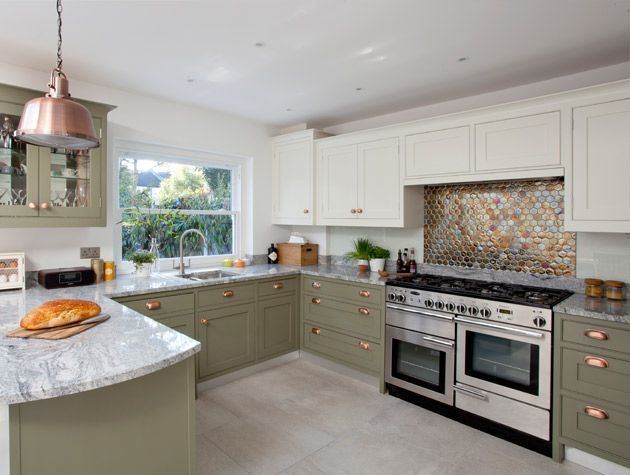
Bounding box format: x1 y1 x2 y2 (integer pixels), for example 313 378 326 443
424 179 576 276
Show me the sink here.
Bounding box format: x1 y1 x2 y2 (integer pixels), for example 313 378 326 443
179 269 239 281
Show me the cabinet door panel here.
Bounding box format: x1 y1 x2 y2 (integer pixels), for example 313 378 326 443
257 295 297 359
405 126 470 177
357 138 400 220
475 112 560 171
197 303 255 378
572 99 630 221
319 145 358 219
272 139 313 224
156 313 195 339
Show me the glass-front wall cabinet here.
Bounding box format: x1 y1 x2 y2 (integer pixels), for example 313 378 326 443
0 85 111 226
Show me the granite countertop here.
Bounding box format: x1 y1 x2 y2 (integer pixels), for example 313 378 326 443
0 264 386 405
553 293 630 324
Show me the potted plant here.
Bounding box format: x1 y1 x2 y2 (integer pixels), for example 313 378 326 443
129 250 156 277
344 238 373 272
369 246 390 273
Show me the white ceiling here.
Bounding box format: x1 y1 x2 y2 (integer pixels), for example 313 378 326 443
1 0 629 127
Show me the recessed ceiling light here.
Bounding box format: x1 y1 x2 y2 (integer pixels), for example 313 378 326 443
357 47 374 56
285 108 292 112
457 56 470 62
355 87 364 91
254 42 266 48
186 78 196 83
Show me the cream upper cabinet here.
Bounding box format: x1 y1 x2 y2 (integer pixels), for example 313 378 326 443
271 129 328 225
405 126 470 178
317 137 422 227
475 112 561 172
568 99 630 231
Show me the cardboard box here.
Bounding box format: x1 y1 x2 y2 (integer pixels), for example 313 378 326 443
277 243 319 266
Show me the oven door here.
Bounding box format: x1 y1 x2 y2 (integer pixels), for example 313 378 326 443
386 324 454 405
455 316 551 409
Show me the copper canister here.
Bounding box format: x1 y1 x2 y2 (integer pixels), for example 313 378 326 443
104 261 116 281
91 258 104 283
605 280 626 301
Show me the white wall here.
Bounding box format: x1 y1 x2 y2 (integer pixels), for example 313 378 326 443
0 62 285 270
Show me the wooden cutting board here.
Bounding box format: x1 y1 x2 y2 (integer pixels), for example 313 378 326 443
6 314 110 340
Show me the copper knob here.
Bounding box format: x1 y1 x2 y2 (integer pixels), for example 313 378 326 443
145 300 161 310
223 290 234 298
584 406 609 420
311 327 321 335
350 208 357 214
359 290 370 298
273 282 284 289
28 202 38 209
359 341 370 350
200 319 209 326
584 329 609 341
358 307 370 316
303 208 309 214
584 356 609 368
40 202 50 209
312 297 321 305
311 282 321 289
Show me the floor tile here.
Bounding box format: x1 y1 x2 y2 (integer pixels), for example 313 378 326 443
197 434 249 475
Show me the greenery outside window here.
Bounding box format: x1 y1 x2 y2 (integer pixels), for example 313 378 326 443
116 145 242 269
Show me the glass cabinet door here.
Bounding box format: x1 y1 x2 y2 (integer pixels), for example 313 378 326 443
0 103 39 217
38 119 102 218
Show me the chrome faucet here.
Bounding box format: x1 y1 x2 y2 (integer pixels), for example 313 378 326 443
178 229 207 276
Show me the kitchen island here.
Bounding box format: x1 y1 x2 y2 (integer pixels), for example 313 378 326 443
0 281 200 475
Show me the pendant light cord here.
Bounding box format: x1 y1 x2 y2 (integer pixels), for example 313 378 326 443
56 0 63 71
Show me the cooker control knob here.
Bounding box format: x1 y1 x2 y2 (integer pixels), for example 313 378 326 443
480 308 492 318
445 302 456 312
424 299 434 308
434 300 445 310
533 317 547 328
456 304 467 314
387 292 397 301
468 306 479 316
396 294 406 303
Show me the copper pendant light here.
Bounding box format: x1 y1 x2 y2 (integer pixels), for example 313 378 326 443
15 0 99 150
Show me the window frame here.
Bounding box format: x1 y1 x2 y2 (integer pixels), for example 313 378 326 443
112 139 250 273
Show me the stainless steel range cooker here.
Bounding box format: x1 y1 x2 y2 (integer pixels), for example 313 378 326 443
385 274 572 454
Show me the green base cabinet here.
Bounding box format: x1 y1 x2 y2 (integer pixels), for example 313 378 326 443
257 294 298 360
553 312 630 468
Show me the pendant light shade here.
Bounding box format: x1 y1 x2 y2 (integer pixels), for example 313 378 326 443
14 0 100 150
16 72 99 149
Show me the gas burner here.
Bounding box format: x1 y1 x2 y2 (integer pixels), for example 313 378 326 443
524 291 550 302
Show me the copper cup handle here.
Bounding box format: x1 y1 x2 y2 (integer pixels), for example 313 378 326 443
358 307 370 316
40 202 50 209
145 300 161 310
350 208 357 214
311 282 321 289
200 319 209 326
584 406 609 420
357 208 363 214
359 341 370 350
311 327 321 335
312 297 321 305
584 356 609 368
359 290 370 298
28 202 38 209
303 208 309 214
223 290 234 298
273 282 284 289
584 329 609 341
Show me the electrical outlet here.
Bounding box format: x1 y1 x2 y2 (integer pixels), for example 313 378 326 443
80 247 100 259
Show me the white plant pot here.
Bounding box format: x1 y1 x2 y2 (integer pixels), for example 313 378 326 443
135 263 152 277
369 258 386 272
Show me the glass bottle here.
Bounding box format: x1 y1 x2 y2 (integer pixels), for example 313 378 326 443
396 249 404 273
403 248 409 272
149 237 160 273
409 248 417 274
268 243 279 264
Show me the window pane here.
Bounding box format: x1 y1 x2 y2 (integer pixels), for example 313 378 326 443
121 212 233 260
119 157 232 210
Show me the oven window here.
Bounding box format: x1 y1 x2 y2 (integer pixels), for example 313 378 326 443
465 331 539 395
392 339 446 393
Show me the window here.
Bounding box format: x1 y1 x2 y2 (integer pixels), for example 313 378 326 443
115 142 245 269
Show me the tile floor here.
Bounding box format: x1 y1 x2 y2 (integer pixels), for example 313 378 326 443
196 360 598 475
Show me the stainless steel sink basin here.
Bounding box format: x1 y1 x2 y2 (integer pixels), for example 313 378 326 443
179 269 239 281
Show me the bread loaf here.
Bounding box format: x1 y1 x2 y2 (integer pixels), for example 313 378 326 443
20 300 101 330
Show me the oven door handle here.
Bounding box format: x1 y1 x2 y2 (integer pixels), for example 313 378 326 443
386 304 454 321
454 384 489 401
454 316 545 339
423 335 455 348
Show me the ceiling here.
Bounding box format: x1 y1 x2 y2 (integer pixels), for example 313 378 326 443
1 0 629 127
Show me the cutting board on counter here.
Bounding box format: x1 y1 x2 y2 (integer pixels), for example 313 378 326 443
6 314 110 340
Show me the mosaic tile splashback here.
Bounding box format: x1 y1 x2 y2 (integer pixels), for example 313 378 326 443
424 179 576 276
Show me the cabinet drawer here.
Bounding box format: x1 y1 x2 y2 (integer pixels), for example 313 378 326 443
303 293 382 340
561 348 630 408
561 318 630 354
302 276 383 305
258 277 298 298
561 395 630 462
303 324 381 374
121 292 194 319
197 283 255 308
